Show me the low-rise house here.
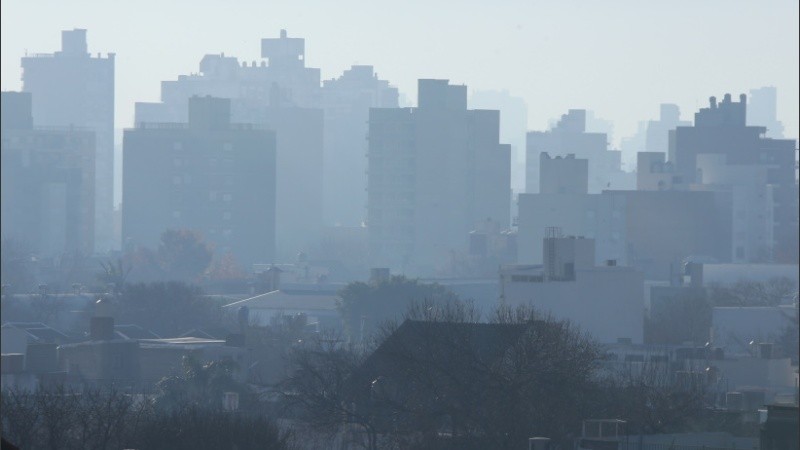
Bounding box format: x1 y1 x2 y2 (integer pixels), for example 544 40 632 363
58 316 248 389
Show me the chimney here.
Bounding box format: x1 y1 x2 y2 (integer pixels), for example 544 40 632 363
529 437 551 450
90 316 115 341
265 265 282 291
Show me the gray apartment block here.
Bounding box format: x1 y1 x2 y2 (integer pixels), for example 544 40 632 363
367 79 511 274
526 109 627 194
321 65 399 227
122 96 276 266
21 29 115 254
134 31 324 261
669 94 798 263
1 91 96 257
517 189 733 281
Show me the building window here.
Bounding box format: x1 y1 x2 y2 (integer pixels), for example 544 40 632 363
172 211 181 219
209 191 218 201
223 143 233 152
223 212 232 220
222 193 232 202
173 142 183 151
173 176 182 185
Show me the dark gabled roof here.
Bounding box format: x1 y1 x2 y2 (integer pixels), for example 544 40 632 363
354 320 532 385
3 322 72 343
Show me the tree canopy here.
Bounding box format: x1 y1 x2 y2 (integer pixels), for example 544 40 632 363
337 275 459 340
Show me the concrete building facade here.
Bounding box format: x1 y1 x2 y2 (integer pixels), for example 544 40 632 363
1 91 96 257
539 152 588 194
367 79 511 274
517 189 732 281
526 109 630 194
500 235 644 343
21 29 115 253
123 96 276 266
669 94 798 263
134 30 323 261
321 65 399 227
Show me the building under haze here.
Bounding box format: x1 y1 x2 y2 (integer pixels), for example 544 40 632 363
669 94 798 263
469 89 528 196
645 104 691 154
367 79 511 274
135 30 324 261
500 233 644 343
321 65 399 227
526 109 629 194
747 86 784 139
1 91 96 258
539 152 588 194
123 96 276 266
517 187 733 281
21 29 115 254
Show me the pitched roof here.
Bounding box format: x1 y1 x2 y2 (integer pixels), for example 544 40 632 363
354 320 532 384
114 324 161 340
223 289 339 311
2 322 72 343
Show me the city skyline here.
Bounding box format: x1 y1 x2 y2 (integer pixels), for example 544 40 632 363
2 0 798 144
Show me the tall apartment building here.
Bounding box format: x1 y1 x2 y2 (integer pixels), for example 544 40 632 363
669 94 798 263
321 65 399 226
134 30 323 261
645 104 691 154
1 91 96 257
526 109 628 194
747 86 784 139
367 79 511 274
123 97 276 266
539 153 588 194
21 29 115 253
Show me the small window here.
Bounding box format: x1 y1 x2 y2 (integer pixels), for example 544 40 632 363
173 142 183 151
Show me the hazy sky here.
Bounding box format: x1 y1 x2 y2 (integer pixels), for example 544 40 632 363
3 0 798 143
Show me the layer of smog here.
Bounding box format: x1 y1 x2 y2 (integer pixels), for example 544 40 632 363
1 2 798 449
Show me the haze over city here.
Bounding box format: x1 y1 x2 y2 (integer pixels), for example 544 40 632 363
1 1 798 449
